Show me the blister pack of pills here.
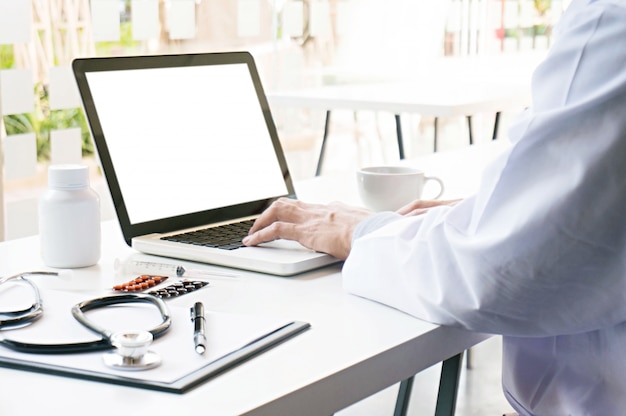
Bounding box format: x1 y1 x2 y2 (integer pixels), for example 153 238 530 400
113 275 209 298
147 280 209 299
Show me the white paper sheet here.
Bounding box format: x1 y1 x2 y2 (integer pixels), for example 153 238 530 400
309 1 331 37
50 128 82 165
132 0 160 40
168 0 196 40
283 1 304 38
3 133 37 180
0 69 34 115
49 66 81 110
91 0 121 42
0 0 32 44
334 1 351 37
237 0 261 38
0 288 297 386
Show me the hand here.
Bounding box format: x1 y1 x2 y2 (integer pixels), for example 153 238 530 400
242 198 373 260
396 198 462 216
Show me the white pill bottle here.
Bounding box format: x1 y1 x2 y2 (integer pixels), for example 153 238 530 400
39 164 101 268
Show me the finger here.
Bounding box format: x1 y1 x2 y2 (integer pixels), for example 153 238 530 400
247 198 299 235
251 198 330 235
396 202 416 215
397 199 462 215
243 221 301 247
396 200 427 215
404 208 429 217
401 199 463 217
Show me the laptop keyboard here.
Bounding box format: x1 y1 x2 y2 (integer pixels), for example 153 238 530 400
161 219 255 250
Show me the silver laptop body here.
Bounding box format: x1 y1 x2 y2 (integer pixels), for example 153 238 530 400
73 51 339 276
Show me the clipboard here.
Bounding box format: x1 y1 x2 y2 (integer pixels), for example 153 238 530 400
0 288 310 393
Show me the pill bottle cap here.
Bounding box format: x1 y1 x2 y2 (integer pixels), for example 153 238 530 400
48 164 90 189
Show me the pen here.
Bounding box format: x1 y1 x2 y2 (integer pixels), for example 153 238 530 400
190 302 207 354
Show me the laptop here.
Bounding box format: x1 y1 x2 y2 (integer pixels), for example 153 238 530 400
72 51 339 276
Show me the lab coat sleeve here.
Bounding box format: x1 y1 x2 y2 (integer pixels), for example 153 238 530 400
343 1 626 338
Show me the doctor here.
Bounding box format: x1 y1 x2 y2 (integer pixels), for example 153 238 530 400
243 0 626 414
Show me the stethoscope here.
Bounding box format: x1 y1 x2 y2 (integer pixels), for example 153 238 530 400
0 271 171 370
0 272 47 329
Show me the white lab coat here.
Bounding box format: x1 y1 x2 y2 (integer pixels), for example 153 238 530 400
342 0 626 414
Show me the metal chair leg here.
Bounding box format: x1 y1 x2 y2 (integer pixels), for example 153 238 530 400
392 352 464 416
315 110 332 176
393 376 415 416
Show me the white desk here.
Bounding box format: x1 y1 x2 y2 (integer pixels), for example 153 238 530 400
0 227 487 416
269 80 529 119
0 143 504 416
298 139 512 206
268 58 531 175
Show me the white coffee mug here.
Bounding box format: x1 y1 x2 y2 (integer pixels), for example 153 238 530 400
357 166 444 212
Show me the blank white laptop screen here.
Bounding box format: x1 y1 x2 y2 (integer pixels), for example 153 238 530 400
85 63 289 225
73 52 338 276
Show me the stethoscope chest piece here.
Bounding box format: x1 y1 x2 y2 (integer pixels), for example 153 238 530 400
103 330 161 371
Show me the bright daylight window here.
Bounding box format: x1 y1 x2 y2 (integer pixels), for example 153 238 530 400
1 0 568 241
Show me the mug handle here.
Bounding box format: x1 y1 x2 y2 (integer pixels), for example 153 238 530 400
424 176 445 199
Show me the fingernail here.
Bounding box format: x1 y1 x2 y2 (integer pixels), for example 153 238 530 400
242 236 250 245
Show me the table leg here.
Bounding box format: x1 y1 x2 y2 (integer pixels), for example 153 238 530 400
434 352 464 416
434 117 439 152
315 110 332 177
492 111 501 140
394 114 405 160
466 116 474 145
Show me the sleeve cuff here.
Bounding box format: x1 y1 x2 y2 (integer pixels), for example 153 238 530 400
353 211 403 242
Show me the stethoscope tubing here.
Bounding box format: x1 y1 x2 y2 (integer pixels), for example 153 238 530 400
0 291 171 355
0 337 112 354
0 272 47 329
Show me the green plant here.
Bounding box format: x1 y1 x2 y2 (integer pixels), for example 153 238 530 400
533 0 552 16
0 45 15 69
